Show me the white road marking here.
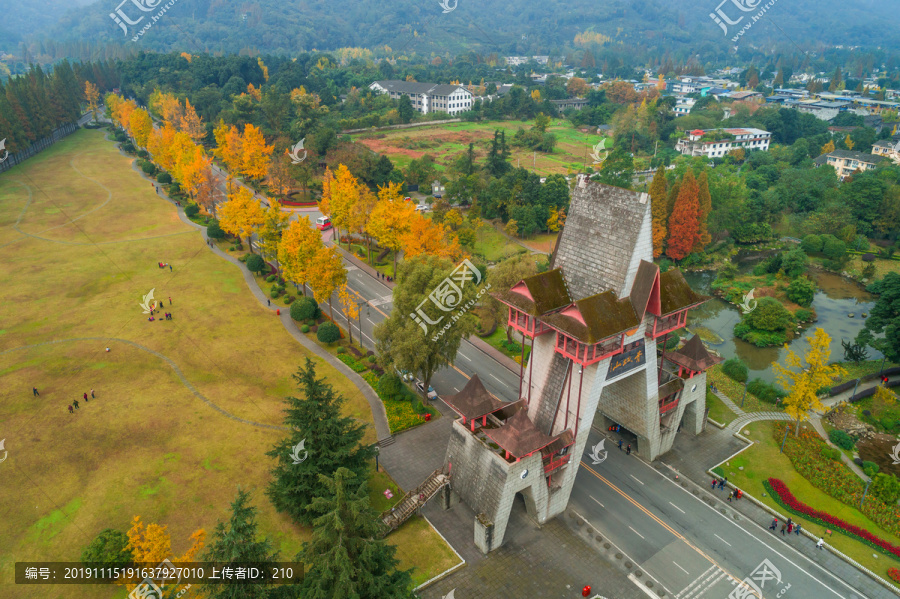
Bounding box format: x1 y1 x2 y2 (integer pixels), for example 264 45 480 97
629 474 644 485
458 352 472 362
673 561 690 575
453 387 460 392
713 533 731 547
366 318 377 325
669 501 685 514
628 525 645 540
589 495 604 508
489 374 503 384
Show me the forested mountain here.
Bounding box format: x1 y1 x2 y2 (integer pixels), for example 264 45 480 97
0 0 96 47
14 0 900 63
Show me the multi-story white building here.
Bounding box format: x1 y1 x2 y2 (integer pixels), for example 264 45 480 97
369 80 474 115
815 149 888 180
873 139 900 164
676 128 772 158
674 97 696 116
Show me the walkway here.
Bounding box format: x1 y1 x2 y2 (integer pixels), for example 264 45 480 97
127 147 393 442
821 372 900 409
726 410 793 432
712 388 744 416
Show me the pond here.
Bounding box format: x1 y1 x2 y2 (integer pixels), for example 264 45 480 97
683 267 881 384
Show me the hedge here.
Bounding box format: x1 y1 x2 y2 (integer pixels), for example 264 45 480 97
764 478 900 559
337 354 367 373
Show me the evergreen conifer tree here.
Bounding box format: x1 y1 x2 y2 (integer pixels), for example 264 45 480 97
299 468 413 599
266 359 373 525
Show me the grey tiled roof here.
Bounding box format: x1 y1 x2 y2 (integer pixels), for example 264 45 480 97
371 80 470 96
552 179 650 300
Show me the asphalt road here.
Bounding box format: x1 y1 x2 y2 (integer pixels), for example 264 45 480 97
572 428 871 599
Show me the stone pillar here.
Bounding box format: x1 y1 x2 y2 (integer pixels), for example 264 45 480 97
475 514 494 555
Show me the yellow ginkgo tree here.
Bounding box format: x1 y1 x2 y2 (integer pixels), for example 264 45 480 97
774 328 846 435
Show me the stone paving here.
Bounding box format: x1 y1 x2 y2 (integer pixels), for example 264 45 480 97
726 410 793 432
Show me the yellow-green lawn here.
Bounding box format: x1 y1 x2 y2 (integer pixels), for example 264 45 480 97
0 130 459 597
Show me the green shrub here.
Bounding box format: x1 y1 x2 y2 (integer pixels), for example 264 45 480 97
871 472 900 504
746 378 786 403
284 295 295 304
238 254 249 263
184 203 200 218
745 297 793 332
828 429 855 450
337 353 367 372
821 447 841 461
786 277 816 307
141 161 157 175
300 324 310 333
377 374 404 399
794 308 813 322
114 132 128 142
862 461 880 477
137 150 149 159
246 253 266 274
881 418 897 432
801 234 823 254
157 172 172 184
367 355 376 363
337 347 347 354
266 274 277 282
822 235 847 260
122 142 136 154
722 357 749 383
81 529 133 565
291 296 319 321
206 219 225 239
317 321 341 344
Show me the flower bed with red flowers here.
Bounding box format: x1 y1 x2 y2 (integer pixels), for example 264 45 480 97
764 478 900 559
889 567 900 583
773 423 900 537
279 199 318 207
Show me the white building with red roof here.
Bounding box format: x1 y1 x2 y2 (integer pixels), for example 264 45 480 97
676 127 772 158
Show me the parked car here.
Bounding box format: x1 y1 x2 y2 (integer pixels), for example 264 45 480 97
395 368 414 382
315 216 332 230
404 196 412 202
415 204 428 212
415 380 438 400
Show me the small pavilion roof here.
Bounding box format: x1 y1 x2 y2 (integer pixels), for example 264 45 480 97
494 268 573 316
443 374 506 420
485 409 559 459
541 290 641 345
658 269 708 316
665 335 723 372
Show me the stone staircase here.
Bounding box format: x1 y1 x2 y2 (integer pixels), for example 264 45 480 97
380 468 449 535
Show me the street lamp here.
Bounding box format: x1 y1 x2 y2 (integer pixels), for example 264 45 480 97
780 424 791 453
373 445 380 472
860 478 872 508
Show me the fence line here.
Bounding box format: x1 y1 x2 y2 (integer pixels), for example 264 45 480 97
0 121 83 174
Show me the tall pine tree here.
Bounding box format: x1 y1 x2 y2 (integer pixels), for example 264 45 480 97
201 489 297 599
695 171 712 251
299 468 413 599
267 359 373 525
666 170 700 261
649 165 668 258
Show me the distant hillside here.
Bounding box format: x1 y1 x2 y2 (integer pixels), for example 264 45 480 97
0 0 96 48
27 0 900 59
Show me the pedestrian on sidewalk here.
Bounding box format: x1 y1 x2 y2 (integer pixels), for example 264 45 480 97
626 444 632 455
73 399 80 409
736 489 742 500
795 523 801 535
91 389 95 398
711 478 718 490
786 517 792 528
727 491 733 502
617 439 623 451
68 405 74 414
780 523 786 535
267 299 271 307
816 538 825 550
787 523 793 534
769 518 778 531
33 387 39 396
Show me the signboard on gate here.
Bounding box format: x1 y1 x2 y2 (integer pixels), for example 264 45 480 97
606 339 645 380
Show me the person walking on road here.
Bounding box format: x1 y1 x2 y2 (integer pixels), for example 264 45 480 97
795 523 802 535
780 523 787 535
712 478 718 490
718 478 725 490
617 440 623 451
626 444 632 455
33 387 39 396
769 518 778 531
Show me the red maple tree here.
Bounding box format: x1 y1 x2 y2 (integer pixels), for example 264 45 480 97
666 170 700 261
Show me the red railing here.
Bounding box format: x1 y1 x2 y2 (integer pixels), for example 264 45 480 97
659 398 680 414
543 454 571 474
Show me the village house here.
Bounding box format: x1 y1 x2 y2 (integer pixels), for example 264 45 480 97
814 149 888 180
675 128 772 158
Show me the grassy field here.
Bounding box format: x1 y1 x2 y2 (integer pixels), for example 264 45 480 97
353 120 607 176
705 391 737 426
722 421 900 585
0 130 457 597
